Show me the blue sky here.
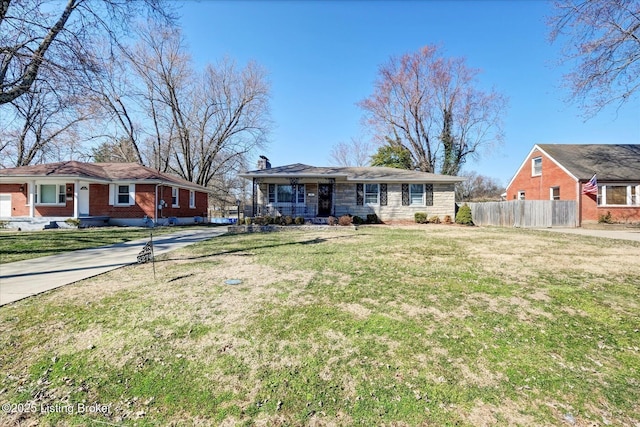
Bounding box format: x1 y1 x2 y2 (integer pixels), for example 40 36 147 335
178 1 640 185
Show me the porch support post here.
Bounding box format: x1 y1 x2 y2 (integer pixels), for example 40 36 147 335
289 178 299 217
328 178 336 217
73 179 79 218
29 180 35 218
252 178 257 217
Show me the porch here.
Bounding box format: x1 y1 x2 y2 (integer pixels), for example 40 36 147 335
248 179 337 219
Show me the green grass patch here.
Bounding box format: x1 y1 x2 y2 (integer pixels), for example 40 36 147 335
0 226 208 263
1 227 639 425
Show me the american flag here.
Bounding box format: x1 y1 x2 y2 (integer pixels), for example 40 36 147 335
582 174 598 195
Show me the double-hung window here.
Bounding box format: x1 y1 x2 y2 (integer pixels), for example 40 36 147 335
189 190 196 208
364 184 379 204
550 187 560 200
117 185 130 205
410 184 424 205
172 187 179 207
110 183 134 206
532 157 542 176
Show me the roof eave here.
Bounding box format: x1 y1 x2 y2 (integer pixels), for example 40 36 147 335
239 173 350 179
238 173 465 183
0 175 209 192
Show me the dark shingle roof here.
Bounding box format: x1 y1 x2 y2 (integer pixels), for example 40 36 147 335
0 161 208 191
537 144 640 181
240 163 465 182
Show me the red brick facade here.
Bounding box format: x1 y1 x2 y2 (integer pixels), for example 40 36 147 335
506 148 577 202
0 182 208 222
507 147 640 224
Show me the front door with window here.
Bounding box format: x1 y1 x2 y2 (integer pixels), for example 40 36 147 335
318 184 333 217
78 182 90 216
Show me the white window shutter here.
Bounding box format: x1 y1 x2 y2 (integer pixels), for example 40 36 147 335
108 184 114 206
129 184 135 206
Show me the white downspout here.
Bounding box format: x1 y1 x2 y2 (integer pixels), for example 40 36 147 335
155 183 160 226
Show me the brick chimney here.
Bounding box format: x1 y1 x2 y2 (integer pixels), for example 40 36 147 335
257 155 271 170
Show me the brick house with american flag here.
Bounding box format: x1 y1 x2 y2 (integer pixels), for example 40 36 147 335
506 144 640 225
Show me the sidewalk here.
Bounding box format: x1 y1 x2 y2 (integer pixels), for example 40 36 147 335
0 228 226 307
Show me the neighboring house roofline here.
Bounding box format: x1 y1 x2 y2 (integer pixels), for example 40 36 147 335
0 161 210 193
506 143 640 191
506 144 579 191
535 144 580 181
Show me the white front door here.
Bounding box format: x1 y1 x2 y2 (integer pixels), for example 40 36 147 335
0 194 11 217
78 182 90 216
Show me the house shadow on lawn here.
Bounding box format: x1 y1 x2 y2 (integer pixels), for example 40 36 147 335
156 233 363 264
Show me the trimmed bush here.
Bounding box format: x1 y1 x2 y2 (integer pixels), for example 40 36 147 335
327 216 338 226
284 215 293 225
455 204 474 225
338 215 353 226
428 215 441 224
443 215 453 224
352 215 364 225
366 213 380 224
414 212 428 224
294 216 304 225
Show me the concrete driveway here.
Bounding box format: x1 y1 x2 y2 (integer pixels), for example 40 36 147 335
0 227 226 307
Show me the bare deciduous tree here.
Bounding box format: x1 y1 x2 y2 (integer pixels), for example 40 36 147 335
329 137 372 167
0 0 173 104
359 45 507 175
129 25 271 187
549 0 640 116
0 79 89 167
456 171 504 202
83 47 145 164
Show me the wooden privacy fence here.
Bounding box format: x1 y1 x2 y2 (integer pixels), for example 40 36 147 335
467 200 578 228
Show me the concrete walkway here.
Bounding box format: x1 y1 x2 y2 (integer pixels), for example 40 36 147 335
537 227 640 242
0 228 226 307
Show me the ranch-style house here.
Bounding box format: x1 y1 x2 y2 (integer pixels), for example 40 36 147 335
0 161 209 229
239 157 465 223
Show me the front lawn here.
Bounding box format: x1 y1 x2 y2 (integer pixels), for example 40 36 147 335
1 226 639 426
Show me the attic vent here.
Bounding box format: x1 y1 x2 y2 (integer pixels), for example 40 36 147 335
257 155 271 170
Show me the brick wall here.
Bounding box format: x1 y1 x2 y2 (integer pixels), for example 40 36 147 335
91 184 208 219
582 187 640 223
0 184 28 216
1 182 208 221
155 185 208 219
0 182 74 217
506 149 577 201
506 149 640 224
